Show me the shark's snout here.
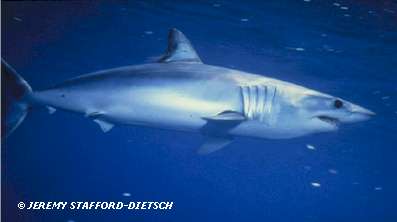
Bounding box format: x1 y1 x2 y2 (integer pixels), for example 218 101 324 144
341 103 375 123
351 104 376 116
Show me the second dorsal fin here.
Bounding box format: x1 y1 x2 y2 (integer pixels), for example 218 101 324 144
158 28 202 63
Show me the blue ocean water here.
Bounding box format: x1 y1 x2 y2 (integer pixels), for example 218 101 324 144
2 0 397 221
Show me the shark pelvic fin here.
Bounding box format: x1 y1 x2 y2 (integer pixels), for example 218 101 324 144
93 119 114 133
198 136 233 155
46 106 56 115
158 28 202 64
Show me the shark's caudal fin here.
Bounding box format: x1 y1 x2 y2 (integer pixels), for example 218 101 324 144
1 59 32 138
157 28 202 63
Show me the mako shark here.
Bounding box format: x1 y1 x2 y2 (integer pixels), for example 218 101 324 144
2 28 374 154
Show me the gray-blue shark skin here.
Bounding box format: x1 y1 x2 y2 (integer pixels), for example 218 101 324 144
12 29 375 154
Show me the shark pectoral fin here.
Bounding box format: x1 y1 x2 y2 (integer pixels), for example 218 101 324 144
157 28 202 64
198 136 234 155
46 106 56 115
198 111 243 155
203 110 246 122
93 119 114 133
198 111 243 154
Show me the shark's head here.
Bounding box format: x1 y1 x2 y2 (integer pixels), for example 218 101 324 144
297 94 375 133
237 81 375 139
266 82 376 138
237 79 375 139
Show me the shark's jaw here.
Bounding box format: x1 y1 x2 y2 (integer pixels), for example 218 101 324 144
312 108 375 130
317 115 340 127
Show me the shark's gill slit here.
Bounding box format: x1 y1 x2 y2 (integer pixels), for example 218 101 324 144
263 85 268 122
254 86 260 119
257 85 265 121
271 86 277 115
241 86 250 119
249 86 256 119
241 85 271 122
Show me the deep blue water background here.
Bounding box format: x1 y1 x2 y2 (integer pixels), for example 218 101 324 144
2 1 397 221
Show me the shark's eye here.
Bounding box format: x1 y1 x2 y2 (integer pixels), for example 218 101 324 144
334 99 343 109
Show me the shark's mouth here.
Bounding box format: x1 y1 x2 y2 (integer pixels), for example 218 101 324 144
317 115 340 126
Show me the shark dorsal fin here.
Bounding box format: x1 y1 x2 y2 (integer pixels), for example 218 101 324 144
158 28 202 64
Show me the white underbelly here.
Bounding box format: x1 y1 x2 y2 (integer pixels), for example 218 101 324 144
103 84 242 132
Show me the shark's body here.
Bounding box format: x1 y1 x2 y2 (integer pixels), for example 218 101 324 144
32 62 317 139
3 29 374 154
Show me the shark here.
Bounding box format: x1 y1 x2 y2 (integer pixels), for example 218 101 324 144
2 28 374 154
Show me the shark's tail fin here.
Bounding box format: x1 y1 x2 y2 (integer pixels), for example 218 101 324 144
1 59 32 138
